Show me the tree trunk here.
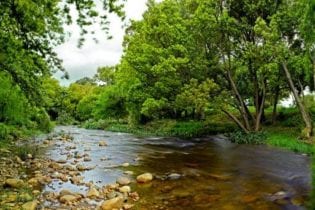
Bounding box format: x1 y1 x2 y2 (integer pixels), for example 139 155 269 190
282 61 313 138
272 86 280 124
222 109 249 134
255 81 266 131
227 70 251 130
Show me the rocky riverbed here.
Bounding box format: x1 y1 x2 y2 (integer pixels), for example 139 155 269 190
0 126 311 209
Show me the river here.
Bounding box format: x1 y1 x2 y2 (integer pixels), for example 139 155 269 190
40 126 311 209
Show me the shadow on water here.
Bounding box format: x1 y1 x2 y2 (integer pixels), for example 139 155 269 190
45 126 311 209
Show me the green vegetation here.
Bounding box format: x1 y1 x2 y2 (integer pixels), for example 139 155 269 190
0 0 314 208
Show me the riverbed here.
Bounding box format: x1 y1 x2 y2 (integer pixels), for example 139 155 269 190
40 126 311 209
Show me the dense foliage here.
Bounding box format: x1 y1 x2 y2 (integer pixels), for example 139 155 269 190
0 0 124 139
62 0 315 141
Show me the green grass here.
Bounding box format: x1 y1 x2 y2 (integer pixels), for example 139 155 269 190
264 126 314 155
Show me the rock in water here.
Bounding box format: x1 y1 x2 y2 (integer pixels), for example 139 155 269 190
5 178 25 188
59 194 78 204
119 186 131 193
168 173 181 180
21 200 37 210
99 141 107 146
136 173 153 183
116 177 131 185
100 196 124 210
87 187 100 198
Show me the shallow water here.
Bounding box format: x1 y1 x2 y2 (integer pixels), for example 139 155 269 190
44 126 311 209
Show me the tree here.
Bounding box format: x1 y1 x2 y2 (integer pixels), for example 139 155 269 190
254 0 314 138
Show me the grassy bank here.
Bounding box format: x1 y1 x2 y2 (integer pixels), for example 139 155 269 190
83 117 237 138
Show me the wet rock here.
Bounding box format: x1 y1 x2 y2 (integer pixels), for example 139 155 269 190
70 176 84 185
77 164 87 171
137 173 153 183
56 159 67 164
21 200 37 210
100 196 124 210
270 191 289 201
59 189 75 197
117 177 131 185
119 186 131 193
84 157 92 162
5 178 25 188
99 141 108 147
87 187 100 198
123 203 134 209
122 163 130 167
208 173 231 181
168 173 181 180
241 195 258 203
124 171 134 175
59 194 79 204
129 192 140 201
291 196 304 206
49 162 62 170
43 140 50 144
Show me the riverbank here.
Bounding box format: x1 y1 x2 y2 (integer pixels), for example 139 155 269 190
0 126 312 209
83 118 314 155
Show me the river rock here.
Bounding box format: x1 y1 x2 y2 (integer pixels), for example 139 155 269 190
124 171 134 175
77 164 87 171
59 194 79 204
119 186 131 193
5 178 25 188
21 200 37 210
84 157 92 162
116 177 131 185
168 173 181 180
136 173 153 183
87 187 100 198
49 162 62 170
56 159 67 164
99 141 108 146
122 163 130 167
100 196 124 210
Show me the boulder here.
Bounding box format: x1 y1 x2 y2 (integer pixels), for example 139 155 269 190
100 196 124 210
136 173 153 183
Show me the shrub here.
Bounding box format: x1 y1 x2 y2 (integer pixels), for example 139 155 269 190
228 131 266 145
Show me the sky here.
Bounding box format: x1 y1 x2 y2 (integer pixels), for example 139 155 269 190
54 0 149 86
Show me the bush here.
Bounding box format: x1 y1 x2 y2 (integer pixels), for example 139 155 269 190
15 143 39 160
228 131 266 145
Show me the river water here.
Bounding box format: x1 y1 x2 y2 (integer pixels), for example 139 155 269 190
43 126 311 209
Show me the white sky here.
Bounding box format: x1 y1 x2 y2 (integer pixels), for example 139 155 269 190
54 0 148 86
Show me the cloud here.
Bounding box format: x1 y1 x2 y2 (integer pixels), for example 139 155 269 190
54 0 148 85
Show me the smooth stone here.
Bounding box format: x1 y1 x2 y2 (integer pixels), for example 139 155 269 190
124 171 134 175
119 186 131 193
121 163 130 167
59 194 78 203
116 177 131 185
84 157 92 162
136 173 153 183
21 200 37 210
100 196 124 210
87 187 100 198
99 141 108 146
168 173 181 180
